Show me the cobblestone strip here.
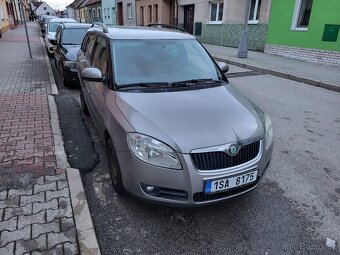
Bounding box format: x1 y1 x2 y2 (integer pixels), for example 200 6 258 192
0 173 79 254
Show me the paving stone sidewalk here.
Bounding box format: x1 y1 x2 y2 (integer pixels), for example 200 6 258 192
203 43 340 91
0 23 79 254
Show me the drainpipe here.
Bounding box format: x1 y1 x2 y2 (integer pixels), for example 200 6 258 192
175 0 178 26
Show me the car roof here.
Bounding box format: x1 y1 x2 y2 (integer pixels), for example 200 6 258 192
62 23 92 29
49 18 77 23
88 26 195 40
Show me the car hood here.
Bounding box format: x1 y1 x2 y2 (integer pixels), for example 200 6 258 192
116 85 265 153
64 45 80 61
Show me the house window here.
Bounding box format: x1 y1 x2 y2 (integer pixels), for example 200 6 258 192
291 0 313 31
148 5 152 23
154 4 158 22
43 7 46 10
104 8 106 18
98 8 101 18
248 0 261 24
127 3 132 19
209 2 223 24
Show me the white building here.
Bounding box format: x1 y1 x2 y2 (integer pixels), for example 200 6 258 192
32 1 56 16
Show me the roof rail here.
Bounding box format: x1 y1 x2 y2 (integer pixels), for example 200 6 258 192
91 22 108 33
146 23 187 33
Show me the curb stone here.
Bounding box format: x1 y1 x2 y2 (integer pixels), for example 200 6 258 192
213 57 340 93
41 33 102 254
40 36 58 95
67 168 101 255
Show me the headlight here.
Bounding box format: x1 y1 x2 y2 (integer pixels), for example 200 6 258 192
127 133 182 169
63 61 77 69
264 113 273 150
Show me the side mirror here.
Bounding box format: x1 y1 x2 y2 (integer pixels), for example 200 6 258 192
217 61 229 73
81 68 103 82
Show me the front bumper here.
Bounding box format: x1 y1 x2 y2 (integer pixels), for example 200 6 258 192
61 66 79 86
117 140 272 206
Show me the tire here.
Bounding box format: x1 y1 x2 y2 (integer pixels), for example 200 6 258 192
106 138 125 194
79 90 89 115
60 69 70 87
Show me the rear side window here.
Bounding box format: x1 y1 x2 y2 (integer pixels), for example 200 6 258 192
92 36 108 76
84 34 97 63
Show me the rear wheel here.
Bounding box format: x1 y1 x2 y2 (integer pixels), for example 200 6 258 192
79 90 89 115
106 138 125 194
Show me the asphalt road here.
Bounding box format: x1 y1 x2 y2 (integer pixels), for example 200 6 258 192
50 57 340 255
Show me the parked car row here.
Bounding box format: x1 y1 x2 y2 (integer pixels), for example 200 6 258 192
40 19 274 205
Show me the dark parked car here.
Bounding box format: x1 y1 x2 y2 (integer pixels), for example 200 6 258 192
52 23 92 87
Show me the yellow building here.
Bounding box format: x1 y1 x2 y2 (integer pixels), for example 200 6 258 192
0 0 10 35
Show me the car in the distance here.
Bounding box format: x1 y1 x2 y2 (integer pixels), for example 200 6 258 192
77 24 273 206
52 23 92 87
44 18 77 56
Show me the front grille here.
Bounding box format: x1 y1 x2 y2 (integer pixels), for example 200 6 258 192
193 180 258 202
191 141 260 170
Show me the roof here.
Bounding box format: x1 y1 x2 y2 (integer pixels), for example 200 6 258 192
62 23 92 29
79 0 89 8
73 0 86 8
49 18 77 23
88 26 195 40
85 0 100 6
32 1 43 9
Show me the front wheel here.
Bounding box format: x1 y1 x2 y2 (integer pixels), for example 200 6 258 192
106 138 125 194
79 90 89 115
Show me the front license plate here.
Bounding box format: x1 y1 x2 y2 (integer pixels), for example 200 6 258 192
204 170 258 193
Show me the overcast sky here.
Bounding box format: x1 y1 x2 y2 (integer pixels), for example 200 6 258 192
45 0 70 11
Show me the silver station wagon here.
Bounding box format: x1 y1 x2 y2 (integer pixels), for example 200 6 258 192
77 24 273 206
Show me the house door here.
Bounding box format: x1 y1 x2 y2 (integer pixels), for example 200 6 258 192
117 2 123 25
184 5 194 34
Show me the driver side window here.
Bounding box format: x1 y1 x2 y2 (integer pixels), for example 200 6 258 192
92 36 108 77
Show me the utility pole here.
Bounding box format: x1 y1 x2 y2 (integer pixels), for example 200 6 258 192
237 0 251 58
20 0 32 58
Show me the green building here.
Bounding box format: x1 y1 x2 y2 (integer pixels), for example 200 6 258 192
265 0 340 65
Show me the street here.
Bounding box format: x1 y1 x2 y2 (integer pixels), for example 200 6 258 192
50 57 340 255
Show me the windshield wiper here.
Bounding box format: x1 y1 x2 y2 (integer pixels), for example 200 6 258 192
170 79 223 86
117 82 170 89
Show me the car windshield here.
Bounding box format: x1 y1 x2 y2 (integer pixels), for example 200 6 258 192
62 28 89 45
111 39 222 86
49 22 62 32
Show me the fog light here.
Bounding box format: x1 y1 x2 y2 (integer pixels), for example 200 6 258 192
146 186 155 193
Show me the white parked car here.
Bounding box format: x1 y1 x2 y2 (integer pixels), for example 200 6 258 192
44 18 77 56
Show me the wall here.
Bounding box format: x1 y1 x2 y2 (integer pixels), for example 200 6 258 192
136 0 172 25
266 0 340 52
178 0 271 51
0 0 10 32
102 0 116 25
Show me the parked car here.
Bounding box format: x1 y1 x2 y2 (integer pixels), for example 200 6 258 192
44 18 77 56
77 25 273 206
39 15 55 33
52 23 92 87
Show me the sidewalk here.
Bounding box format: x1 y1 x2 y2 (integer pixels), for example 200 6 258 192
0 23 99 254
203 43 340 92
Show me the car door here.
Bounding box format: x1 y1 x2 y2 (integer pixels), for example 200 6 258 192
87 35 110 132
78 33 97 114
54 26 62 68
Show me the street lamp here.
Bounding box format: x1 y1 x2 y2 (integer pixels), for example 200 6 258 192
237 0 251 58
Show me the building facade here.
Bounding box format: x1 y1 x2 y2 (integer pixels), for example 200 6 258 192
116 0 136 25
85 0 101 23
136 0 175 26
33 1 56 16
265 0 340 65
0 0 10 34
102 0 115 25
177 0 271 51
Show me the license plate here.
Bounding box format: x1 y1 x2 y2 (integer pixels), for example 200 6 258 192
204 170 258 193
